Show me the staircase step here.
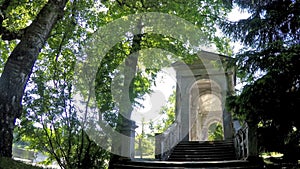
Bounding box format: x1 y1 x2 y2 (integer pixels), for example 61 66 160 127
168 157 236 161
178 143 234 146
112 159 262 169
178 140 233 144
174 146 234 149
176 142 234 146
168 140 236 162
170 151 235 155
171 152 235 156
172 149 235 152
173 147 234 150
169 154 236 158
111 140 263 168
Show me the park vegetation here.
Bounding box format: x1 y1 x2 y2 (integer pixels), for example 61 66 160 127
0 0 299 168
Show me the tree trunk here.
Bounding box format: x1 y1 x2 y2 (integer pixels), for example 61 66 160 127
0 0 68 157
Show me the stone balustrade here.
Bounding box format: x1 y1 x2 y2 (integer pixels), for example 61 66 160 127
155 121 181 160
233 121 249 160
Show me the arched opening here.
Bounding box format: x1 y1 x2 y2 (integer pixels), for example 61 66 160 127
189 79 224 141
208 122 224 141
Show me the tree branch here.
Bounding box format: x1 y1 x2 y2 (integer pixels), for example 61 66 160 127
0 28 25 40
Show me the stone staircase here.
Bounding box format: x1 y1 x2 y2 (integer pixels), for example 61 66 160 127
112 160 261 169
168 140 236 161
112 140 263 169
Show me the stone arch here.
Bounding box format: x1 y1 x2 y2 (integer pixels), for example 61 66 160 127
173 51 234 142
204 118 224 141
189 79 224 141
204 117 223 129
188 79 222 99
207 121 224 141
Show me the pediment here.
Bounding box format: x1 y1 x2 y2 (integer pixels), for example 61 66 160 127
172 50 232 71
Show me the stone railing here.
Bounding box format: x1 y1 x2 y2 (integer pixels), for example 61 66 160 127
233 121 249 160
155 121 181 160
12 147 35 163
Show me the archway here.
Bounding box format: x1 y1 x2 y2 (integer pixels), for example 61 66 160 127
189 79 224 141
172 51 235 142
208 122 224 141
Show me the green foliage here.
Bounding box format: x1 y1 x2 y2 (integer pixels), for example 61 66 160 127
222 0 300 161
0 157 43 169
150 90 176 133
99 0 232 54
135 134 155 158
2 0 47 30
208 122 224 141
18 46 110 168
14 1 111 167
0 0 234 165
89 1 233 138
135 122 155 158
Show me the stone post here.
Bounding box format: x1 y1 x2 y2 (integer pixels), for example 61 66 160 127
118 118 138 160
247 122 258 160
181 92 190 141
108 118 138 169
223 109 233 140
155 133 162 160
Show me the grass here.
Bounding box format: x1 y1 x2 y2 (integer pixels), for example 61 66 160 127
0 157 43 169
263 157 300 169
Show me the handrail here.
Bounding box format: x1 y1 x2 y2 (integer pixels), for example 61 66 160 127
155 121 181 160
233 121 249 160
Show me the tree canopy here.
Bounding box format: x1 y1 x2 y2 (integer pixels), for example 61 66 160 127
222 0 300 161
0 0 233 167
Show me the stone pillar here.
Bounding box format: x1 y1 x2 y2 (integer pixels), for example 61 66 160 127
155 133 162 160
247 121 264 166
181 92 190 141
247 122 258 160
201 127 208 140
108 118 138 169
117 118 138 159
232 119 241 133
223 109 233 140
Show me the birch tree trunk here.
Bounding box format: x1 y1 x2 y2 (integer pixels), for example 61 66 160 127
0 0 68 157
